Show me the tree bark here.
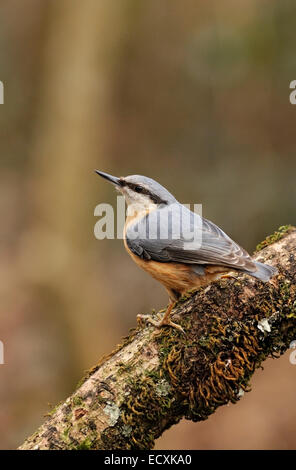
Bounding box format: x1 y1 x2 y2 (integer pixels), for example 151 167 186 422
19 226 296 450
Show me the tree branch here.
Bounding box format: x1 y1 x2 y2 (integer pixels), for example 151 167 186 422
19 226 296 450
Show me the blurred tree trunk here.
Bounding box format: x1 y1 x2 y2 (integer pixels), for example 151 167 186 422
26 0 129 366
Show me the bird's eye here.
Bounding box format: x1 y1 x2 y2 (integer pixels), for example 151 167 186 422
134 185 143 193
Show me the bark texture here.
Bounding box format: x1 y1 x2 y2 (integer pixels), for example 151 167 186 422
19 226 296 450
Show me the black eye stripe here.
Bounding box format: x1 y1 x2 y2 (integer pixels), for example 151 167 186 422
119 178 127 187
126 182 145 193
125 181 167 205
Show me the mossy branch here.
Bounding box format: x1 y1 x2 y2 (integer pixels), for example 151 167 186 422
19 226 296 450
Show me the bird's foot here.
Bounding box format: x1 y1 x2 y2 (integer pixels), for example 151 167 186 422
220 272 237 280
137 313 185 334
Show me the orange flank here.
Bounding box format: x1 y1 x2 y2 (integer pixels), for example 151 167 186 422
124 236 229 301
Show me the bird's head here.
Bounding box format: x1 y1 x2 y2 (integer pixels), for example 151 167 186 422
95 171 176 211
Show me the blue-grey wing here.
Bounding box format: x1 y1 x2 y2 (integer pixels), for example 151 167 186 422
125 205 256 272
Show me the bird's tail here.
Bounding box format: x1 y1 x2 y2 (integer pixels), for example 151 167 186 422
247 261 278 282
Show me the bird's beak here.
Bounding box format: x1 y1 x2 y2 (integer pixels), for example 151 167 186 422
95 170 121 186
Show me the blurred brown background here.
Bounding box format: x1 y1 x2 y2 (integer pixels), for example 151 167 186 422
0 0 296 450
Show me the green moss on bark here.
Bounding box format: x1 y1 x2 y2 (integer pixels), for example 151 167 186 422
255 225 292 252
98 229 296 449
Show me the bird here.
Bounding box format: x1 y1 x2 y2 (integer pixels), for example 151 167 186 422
95 170 278 332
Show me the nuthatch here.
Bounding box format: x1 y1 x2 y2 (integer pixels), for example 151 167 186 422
95 171 277 332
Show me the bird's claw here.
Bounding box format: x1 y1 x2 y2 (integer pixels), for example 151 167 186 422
137 314 185 334
220 272 237 280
